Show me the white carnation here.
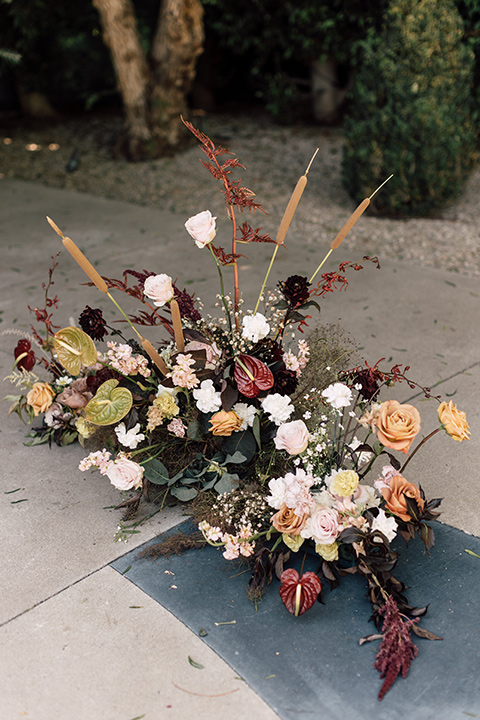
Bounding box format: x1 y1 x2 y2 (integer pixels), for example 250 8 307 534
370 508 398 543
321 382 353 409
193 379 222 413
261 393 294 425
232 402 256 430
241 313 270 343
266 476 287 509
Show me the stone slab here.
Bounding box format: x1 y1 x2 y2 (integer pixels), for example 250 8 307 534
0 565 279 720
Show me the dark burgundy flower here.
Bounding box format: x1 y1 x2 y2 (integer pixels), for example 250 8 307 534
86 367 122 394
279 568 322 616
250 338 283 364
234 354 274 398
273 369 298 395
173 285 202 322
14 339 36 371
78 306 108 341
350 367 380 401
278 275 311 306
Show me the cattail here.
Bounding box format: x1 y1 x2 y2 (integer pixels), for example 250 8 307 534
141 338 169 376
275 148 318 246
170 299 185 352
46 216 108 293
330 198 370 250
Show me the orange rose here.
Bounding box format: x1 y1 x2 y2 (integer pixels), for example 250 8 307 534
26 382 55 416
438 401 470 442
209 410 243 436
375 400 421 455
381 475 424 522
271 504 308 535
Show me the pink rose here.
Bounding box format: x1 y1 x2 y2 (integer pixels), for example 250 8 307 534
185 210 217 248
143 274 174 307
105 457 144 491
274 420 310 455
301 506 341 544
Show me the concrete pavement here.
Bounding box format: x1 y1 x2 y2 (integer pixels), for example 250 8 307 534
1 178 479 719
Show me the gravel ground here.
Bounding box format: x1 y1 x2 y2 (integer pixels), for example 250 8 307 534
1 109 480 277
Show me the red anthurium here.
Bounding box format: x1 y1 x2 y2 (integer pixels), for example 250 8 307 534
234 354 274 398
279 568 322 617
14 339 36 371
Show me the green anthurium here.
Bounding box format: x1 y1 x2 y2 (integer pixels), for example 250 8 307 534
85 379 133 426
53 326 97 375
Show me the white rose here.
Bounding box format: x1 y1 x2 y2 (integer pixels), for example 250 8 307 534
144 274 174 307
105 456 144 491
274 420 310 455
241 313 270 343
185 210 217 248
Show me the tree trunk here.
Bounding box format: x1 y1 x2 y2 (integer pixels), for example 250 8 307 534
150 0 204 153
93 0 204 160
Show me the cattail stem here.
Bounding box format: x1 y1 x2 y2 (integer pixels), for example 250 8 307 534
46 216 168 375
309 174 393 285
254 149 318 314
170 299 185 352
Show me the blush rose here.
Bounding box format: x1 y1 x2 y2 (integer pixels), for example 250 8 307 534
274 420 310 455
105 456 144 491
185 210 217 248
143 274 174 307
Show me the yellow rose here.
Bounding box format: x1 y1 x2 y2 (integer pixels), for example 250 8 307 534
330 470 359 497
315 541 339 562
75 417 96 439
26 382 55 416
209 410 243 436
438 401 470 442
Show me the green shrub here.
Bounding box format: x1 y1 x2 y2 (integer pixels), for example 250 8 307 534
342 0 477 217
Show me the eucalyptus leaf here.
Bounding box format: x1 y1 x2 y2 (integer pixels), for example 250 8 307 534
224 451 247 465
187 420 203 441
222 430 256 463
170 486 198 501
214 473 238 495
252 414 262 449
143 458 169 485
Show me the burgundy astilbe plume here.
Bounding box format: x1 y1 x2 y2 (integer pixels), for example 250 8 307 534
374 595 418 701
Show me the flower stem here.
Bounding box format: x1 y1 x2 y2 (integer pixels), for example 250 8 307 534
208 244 233 332
400 428 441 474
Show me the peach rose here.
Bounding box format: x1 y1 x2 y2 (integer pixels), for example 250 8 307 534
375 400 421 454
381 474 424 522
274 420 310 455
438 401 470 442
26 382 55 416
209 410 243 436
271 503 308 535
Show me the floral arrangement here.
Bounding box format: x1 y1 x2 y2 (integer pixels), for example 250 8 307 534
3 121 470 700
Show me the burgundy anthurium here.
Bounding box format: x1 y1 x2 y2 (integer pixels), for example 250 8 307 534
279 568 322 617
234 354 274 398
14 339 36 371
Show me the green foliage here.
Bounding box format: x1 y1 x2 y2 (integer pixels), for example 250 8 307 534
201 0 385 119
342 0 478 217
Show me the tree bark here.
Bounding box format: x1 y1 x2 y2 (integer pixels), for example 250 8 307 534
150 0 204 153
92 0 151 159
93 0 204 160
